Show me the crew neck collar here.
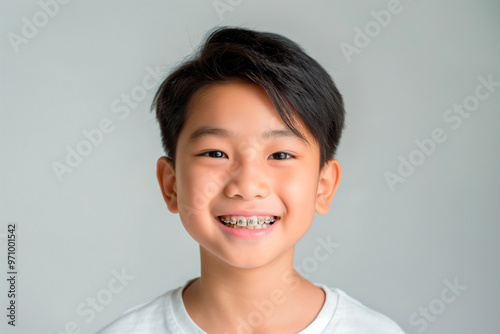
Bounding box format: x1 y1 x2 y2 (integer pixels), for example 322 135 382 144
167 279 339 333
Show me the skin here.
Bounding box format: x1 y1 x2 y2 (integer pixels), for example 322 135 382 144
157 80 341 333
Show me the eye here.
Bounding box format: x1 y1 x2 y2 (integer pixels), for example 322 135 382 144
200 150 228 158
269 152 295 160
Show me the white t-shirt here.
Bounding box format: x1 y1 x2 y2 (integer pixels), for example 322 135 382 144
96 279 405 333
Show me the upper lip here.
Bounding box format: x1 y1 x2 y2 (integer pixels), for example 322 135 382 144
216 211 280 217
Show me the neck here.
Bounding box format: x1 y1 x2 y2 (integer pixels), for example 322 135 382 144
182 246 324 332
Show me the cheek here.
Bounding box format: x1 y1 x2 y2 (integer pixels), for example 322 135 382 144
177 170 218 239
276 168 318 210
177 165 222 215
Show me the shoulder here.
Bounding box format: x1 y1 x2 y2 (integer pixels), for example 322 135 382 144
321 285 405 334
95 285 182 334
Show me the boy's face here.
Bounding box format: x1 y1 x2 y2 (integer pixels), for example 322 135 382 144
157 80 340 269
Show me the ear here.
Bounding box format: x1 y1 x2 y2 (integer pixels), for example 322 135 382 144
156 156 178 213
315 159 341 215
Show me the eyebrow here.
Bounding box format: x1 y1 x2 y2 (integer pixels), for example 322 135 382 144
187 126 309 145
188 126 230 142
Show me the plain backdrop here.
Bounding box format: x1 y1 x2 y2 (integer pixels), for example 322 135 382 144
1 1 499 333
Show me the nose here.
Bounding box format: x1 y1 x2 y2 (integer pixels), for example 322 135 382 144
224 159 270 200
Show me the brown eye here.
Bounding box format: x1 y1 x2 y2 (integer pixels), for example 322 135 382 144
201 151 227 158
269 152 294 160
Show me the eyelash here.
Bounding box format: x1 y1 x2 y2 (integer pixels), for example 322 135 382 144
269 152 295 160
200 151 295 160
201 151 227 159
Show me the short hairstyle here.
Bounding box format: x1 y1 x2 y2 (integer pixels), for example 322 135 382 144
152 26 345 170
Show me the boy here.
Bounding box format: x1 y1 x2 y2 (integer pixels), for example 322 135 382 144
97 26 404 333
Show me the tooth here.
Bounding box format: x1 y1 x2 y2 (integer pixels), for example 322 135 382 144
247 216 258 226
237 216 247 226
219 215 279 229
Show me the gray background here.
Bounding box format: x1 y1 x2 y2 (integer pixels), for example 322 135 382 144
1 0 499 333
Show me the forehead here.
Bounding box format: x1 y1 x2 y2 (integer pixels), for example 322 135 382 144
185 80 276 124
181 80 315 147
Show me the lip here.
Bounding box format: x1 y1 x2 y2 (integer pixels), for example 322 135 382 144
214 215 280 239
216 211 279 217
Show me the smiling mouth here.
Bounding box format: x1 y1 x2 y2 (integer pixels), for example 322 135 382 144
217 215 279 229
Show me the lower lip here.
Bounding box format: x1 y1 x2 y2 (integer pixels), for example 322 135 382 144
215 217 280 239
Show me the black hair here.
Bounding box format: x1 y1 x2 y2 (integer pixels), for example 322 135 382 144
152 26 345 170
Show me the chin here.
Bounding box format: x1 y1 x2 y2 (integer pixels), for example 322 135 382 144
217 249 278 269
